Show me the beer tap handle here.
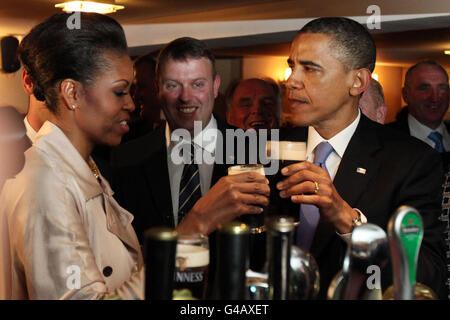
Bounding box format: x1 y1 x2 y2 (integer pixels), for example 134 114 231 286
143 227 178 300
340 223 389 300
386 205 423 300
266 216 295 300
213 221 250 300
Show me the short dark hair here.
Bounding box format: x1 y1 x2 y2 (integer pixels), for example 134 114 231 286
156 37 216 80
299 17 376 72
17 13 128 113
404 60 449 89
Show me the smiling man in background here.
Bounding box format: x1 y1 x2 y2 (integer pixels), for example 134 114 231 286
388 60 450 155
226 78 281 130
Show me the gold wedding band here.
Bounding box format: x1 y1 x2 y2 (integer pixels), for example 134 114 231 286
314 181 320 194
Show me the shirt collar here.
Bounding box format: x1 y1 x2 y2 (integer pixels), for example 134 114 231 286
408 113 446 136
165 115 218 155
306 109 361 159
24 116 38 143
35 121 103 200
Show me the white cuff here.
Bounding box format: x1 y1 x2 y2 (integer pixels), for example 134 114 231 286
336 208 368 243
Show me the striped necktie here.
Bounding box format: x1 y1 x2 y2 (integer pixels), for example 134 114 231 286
178 144 202 225
296 141 334 251
428 131 445 153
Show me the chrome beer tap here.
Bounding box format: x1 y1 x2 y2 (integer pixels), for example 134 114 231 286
338 223 389 300
382 206 437 300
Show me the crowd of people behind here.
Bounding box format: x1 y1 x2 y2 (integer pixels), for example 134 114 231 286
0 12 449 300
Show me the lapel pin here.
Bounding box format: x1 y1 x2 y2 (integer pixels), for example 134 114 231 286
356 167 366 175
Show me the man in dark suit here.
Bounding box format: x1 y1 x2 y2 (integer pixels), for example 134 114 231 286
276 17 447 299
388 61 450 298
388 60 450 164
111 37 269 244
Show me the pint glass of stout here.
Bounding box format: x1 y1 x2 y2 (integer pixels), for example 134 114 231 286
173 233 209 300
228 164 266 234
266 141 307 225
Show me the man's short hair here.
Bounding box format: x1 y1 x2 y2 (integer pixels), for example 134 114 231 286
404 60 449 89
299 17 376 72
156 37 216 79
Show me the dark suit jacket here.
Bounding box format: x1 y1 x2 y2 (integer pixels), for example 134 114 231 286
110 118 237 242
388 106 450 169
110 118 266 298
282 114 447 299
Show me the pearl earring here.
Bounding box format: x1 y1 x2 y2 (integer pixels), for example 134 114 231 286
71 105 77 110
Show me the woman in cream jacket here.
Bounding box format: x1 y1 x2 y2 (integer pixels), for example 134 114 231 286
0 12 143 299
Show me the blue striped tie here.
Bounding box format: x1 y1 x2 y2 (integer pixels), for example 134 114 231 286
428 131 445 153
297 141 334 251
178 144 202 224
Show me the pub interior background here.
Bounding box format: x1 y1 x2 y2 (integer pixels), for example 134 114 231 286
1 0 449 124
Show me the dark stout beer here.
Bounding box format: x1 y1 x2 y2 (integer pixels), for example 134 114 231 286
266 141 307 224
174 234 209 300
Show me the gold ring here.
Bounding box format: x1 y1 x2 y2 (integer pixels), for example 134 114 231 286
314 181 319 194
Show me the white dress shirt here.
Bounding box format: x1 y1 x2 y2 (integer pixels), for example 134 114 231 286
408 114 450 151
306 110 367 238
0 121 143 299
166 116 218 225
23 116 38 143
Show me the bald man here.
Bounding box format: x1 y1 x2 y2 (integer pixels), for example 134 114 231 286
359 78 387 124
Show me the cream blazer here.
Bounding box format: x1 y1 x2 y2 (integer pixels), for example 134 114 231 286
0 121 144 299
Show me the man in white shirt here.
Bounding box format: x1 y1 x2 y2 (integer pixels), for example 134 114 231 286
20 69 49 143
276 17 447 299
16 31 51 143
388 60 450 154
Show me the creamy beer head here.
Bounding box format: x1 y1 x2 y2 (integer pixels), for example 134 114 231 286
176 244 209 269
228 164 265 176
266 141 306 161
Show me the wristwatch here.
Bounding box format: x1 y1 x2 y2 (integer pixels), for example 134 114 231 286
352 208 363 227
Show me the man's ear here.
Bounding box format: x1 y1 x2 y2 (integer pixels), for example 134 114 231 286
22 69 34 95
402 87 409 104
377 103 387 124
213 74 221 99
350 69 372 97
60 79 82 111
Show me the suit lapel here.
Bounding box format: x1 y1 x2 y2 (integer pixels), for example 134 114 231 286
310 115 383 256
143 126 174 227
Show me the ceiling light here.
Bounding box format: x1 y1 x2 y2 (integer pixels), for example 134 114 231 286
55 1 124 14
445 50 450 55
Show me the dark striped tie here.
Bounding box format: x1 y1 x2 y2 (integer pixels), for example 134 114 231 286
178 144 202 224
